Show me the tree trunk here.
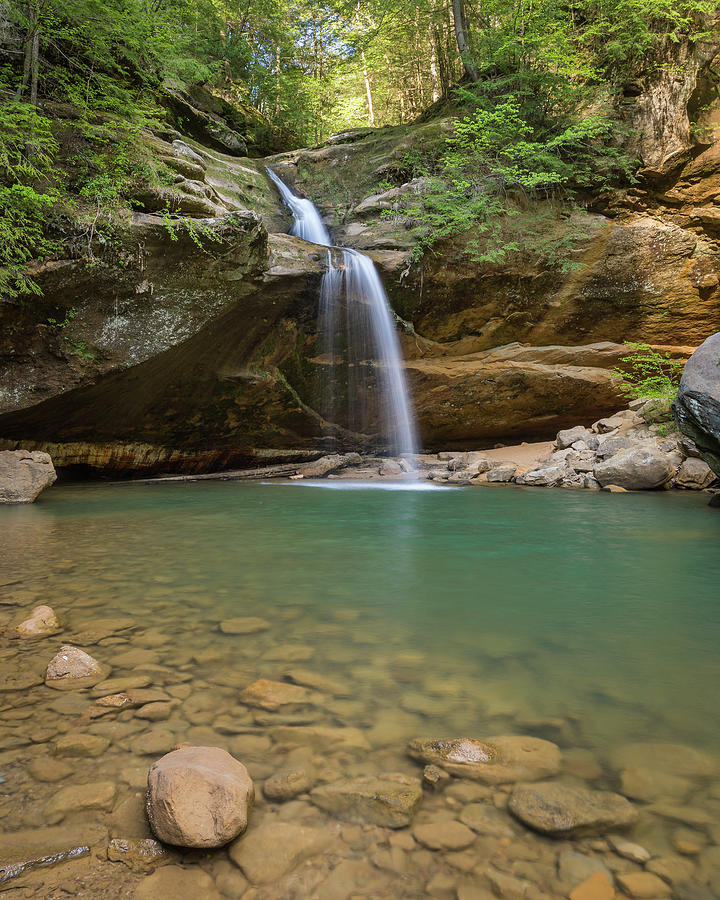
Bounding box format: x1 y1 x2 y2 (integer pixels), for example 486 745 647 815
361 50 375 126
452 0 478 81
16 0 40 102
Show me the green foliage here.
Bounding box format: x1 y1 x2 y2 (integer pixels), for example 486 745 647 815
159 208 223 249
0 102 60 300
615 342 685 427
395 93 635 263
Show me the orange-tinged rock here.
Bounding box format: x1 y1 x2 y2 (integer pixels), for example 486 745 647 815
570 872 615 900
616 873 671 898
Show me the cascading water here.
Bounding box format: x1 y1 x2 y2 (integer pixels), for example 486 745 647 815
266 168 419 465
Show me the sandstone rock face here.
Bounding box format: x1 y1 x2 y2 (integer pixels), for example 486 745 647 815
674 457 716 489
407 736 561 783
508 782 638 836
674 332 720 476
16 605 60 637
0 450 56 503
593 446 675 490
146 746 254 848
310 773 422 827
45 646 109 690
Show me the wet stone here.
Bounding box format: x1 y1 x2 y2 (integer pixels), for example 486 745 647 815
261 643 315 662
616 872 672 897
53 732 110 757
570 872 616 900
558 849 610 885
45 645 110 690
229 821 333 884
412 820 476 850
407 735 561 783
90 675 153 697
219 617 271 634
28 756 73 783
45 781 117 823
508 783 638 837
16 605 60 638
239 678 313 710
263 767 315 801
284 668 352 696
134 865 221 899
106 837 170 870
311 773 423 828
460 803 515 837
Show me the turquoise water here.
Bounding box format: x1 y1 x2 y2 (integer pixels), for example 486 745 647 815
4 481 720 753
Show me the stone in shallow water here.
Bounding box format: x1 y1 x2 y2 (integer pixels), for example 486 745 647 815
616 872 671 897
28 756 73 783
412 820 476 850
569 872 616 900
53 732 109 757
459 803 514 837
508 782 637 837
0 824 107 885
610 742 719 779
45 781 117 823
284 668 352 696
263 767 315 801
261 643 315 662
219 616 270 634
407 735 561 783
16 605 60 638
558 849 610 885
228 821 333 884
106 837 170 871
45 645 110 690
270 724 370 751
146 746 254 848
311 773 422 828
134 865 221 899
0 449 56 503
239 678 312 710
619 765 692 803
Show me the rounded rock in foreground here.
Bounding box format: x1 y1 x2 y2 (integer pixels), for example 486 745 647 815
146 745 254 848
45 645 109 690
508 782 637 837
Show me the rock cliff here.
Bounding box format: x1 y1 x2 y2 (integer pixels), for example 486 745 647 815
0 41 719 474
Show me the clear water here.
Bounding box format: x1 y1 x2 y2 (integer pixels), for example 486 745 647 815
1 482 719 895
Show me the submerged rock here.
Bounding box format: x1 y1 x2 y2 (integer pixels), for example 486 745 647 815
146 746 254 848
508 782 638 836
16 605 60 638
219 616 270 634
45 781 117 823
106 837 170 871
134 864 220 899
407 736 561 783
0 450 56 503
310 772 422 827
229 822 332 884
239 678 313 710
45 645 110 690
263 767 315 801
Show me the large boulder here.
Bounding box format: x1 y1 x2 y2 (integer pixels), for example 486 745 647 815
593 445 675 489
674 331 720 476
407 736 561 783
0 450 56 503
146 746 254 848
508 782 638 836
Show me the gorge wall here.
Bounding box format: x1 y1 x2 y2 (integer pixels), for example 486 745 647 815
0 44 719 475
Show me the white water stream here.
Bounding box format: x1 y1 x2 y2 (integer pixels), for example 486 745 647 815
266 168 419 463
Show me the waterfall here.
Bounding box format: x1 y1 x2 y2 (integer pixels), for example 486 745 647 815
266 168 419 465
